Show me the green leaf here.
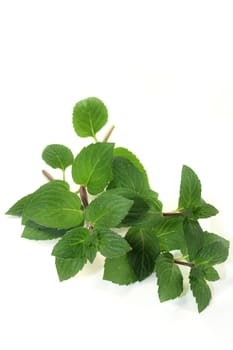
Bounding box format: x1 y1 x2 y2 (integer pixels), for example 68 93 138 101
22 225 66 240
155 253 183 302
178 165 201 210
6 194 33 216
155 216 185 252
194 232 229 266
183 219 204 261
126 227 160 281
193 200 219 219
23 187 83 229
103 255 138 285
52 227 97 262
203 266 220 281
55 256 87 281
96 229 131 258
108 156 150 195
42 144 74 170
85 192 133 228
72 97 108 139
72 142 114 195
189 266 212 312
114 147 148 180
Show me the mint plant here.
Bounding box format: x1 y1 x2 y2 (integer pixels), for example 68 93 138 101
6 97 229 312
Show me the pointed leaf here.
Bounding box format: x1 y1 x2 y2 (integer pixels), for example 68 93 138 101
183 219 204 261
23 187 83 229
203 266 220 281
114 147 148 180
72 97 108 138
155 253 183 302
103 255 137 285
108 156 150 195
189 266 211 312
72 142 114 194
42 144 74 170
85 192 133 228
126 227 160 281
178 165 201 209
194 232 229 266
6 194 33 216
55 256 87 281
96 229 131 258
193 200 219 219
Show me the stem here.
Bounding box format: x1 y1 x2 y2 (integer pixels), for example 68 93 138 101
174 259 195 268
42 169 54 181
103 125 115 142
80 185 89 208
62 169 66 181
163 212 183 217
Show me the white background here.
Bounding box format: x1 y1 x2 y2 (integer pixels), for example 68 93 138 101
1 0 233 349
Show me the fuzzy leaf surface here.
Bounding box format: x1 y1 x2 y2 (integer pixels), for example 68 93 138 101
194 232 229 266
72 97 108 138
55 256 87 281
23 186 83 229
179 165 201 209
126 227 160 281
103 255 137 285
155 253 183 302
85 192 133 228
72 142 114 194
183 219 204 261
42 144 74 170
189 266 211 312
96 229 131 258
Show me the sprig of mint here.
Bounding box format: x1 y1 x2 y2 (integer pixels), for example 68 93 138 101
6 96 229 312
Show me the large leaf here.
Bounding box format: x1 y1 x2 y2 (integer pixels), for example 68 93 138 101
72 142 114 195
85 192 133 228
42 144 74 170
52 227 97 262
189 266 211 312
23 186 83 229
96 229 131 258
103 255 138 285
125 227 160 281
178 165 201 210
183 219 204 261
22 224 66 240
155 216 185 251
55 256 87 281
155 253 183 302
108 156 150 195
194 232 229 266
72 97 108 139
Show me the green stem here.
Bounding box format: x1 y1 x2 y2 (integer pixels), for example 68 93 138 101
62 170 66 181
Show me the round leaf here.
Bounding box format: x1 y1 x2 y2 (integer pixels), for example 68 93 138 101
72 97 108 138
42 144 74 170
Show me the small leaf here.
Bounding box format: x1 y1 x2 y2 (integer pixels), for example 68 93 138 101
178 165 201 209
155 253 183 302
203 266 220 281
96 229 131 258
103 255 138 285
155 216 185 252
42 144 74 170
55 256 87 281
114 147 148 180
183 219 204 261
189 266 212 312
193 200 219 219
72 142 114 195
23 186 83 229
22 225 66 240
72 97 108 138
194 232 229 266
6 194 33 216
52 227 97 260
85 192 133 228
126 227 160 281
108 156 150 195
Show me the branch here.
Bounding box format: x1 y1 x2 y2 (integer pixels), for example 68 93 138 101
174 259 195 268
102 125 115 142
163 212 183 217
80 185 89 208
42 169 54 181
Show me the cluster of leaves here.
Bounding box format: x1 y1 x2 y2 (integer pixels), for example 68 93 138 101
6 97 229 312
